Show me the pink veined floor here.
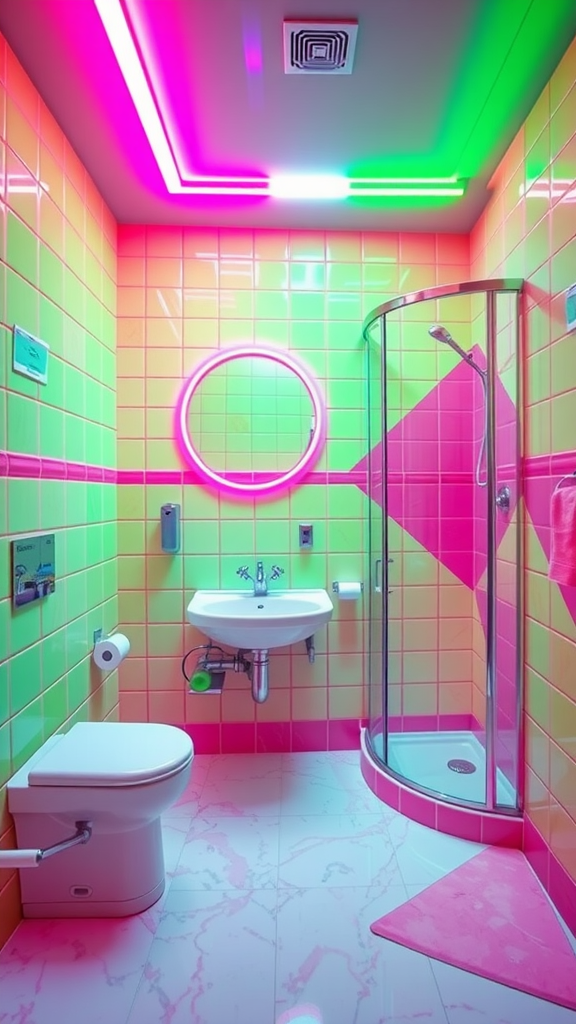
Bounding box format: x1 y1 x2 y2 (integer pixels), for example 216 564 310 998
1 751 575 1024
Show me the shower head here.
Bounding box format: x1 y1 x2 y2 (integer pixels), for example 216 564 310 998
428 324 487 379
428 324 472 362
428 324 453 344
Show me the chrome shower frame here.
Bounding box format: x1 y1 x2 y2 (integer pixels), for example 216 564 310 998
362 279 524 817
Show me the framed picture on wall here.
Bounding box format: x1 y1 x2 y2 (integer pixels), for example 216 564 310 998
11 534 56 608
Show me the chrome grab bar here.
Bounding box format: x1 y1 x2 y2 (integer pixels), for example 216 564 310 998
0 821 92 869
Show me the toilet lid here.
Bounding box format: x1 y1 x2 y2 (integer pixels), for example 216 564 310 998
28 723 194 787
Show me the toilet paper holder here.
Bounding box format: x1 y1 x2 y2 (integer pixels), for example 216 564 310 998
0 820 92 869
331 581 363 594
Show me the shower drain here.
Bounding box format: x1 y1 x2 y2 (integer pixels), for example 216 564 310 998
447 758 477 774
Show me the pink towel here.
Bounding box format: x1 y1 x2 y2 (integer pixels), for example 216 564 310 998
549 483 576 587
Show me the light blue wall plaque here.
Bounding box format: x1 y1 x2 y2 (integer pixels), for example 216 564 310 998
12 326 49 385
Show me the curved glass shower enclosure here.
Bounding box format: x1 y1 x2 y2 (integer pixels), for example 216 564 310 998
363 280 523 814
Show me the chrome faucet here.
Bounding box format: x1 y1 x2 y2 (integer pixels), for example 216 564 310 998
236 562 284 596
255 561 266 596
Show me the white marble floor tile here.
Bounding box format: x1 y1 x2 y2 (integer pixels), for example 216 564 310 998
170 814 280 890
198 755 282 816
275 885 449 1024
432 960 576 1024
205 752 283 781
126 889 277 1024
0 915 158 1024
198 775 283 816
280 754 385 816
386 814 485 886
278 814 402 889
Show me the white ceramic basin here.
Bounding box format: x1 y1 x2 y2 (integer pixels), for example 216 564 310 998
186 588 333 649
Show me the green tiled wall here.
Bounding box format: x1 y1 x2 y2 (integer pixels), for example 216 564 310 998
0 36 118 944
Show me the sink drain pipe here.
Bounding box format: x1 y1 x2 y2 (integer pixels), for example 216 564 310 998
248 649 269 703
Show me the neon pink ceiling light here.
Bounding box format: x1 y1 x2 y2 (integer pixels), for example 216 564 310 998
175 347 327 496
93 0 465 200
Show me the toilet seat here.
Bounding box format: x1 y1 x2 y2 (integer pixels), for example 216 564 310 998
28 722 193 787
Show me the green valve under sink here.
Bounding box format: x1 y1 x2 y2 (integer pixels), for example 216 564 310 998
189 669 212 692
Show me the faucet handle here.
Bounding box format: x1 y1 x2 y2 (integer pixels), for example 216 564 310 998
269 565 284 581
236 565 251 580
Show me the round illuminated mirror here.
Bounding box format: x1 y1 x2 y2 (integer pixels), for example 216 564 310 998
175 347 326 496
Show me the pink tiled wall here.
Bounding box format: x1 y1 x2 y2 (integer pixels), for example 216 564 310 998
0 36 118 945
471 36 576 891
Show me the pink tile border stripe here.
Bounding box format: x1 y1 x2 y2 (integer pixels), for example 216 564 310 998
179 717 367 754
4 448 574 484
118 469 368 486
1 451 366 488
0 451 116 482
524 450 576 478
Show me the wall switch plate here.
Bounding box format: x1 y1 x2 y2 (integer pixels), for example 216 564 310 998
299 523 313 548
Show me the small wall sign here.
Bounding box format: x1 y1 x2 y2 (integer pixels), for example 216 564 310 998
12 325 49 384
11 534 56 607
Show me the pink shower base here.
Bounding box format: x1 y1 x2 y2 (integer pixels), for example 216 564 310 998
371 847 576 1011
360 728 523 846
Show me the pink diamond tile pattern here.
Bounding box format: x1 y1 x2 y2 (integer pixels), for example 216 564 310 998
354 347 518 591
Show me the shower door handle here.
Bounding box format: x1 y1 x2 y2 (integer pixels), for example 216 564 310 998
495 485 510 512
374 558 382 593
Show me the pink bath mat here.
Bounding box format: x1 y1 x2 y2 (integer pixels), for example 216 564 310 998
371 847 576 1010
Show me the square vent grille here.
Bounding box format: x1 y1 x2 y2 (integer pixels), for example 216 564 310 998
283 20 358 75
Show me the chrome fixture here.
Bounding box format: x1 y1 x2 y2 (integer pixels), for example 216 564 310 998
190 646 270 703
495 485 511 512
236 562 284 596
428 324 487 377
249 649 270 703
0 821 92 869
255 560 266 595
428 323 488 488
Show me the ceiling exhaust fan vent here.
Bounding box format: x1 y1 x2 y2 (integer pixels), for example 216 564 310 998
283 20 358 75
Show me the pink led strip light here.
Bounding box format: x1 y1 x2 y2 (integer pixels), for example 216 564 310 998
175 347 326 496
93 0 465 199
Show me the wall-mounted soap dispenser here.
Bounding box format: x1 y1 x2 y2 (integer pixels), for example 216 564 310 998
160 504 181 553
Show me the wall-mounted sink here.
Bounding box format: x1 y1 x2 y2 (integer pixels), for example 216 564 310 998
187 589 333 649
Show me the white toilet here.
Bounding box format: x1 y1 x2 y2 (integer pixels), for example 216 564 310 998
7 721 193 918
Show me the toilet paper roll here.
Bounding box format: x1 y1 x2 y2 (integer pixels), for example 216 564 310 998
93 632 130 670
334 582 362 601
